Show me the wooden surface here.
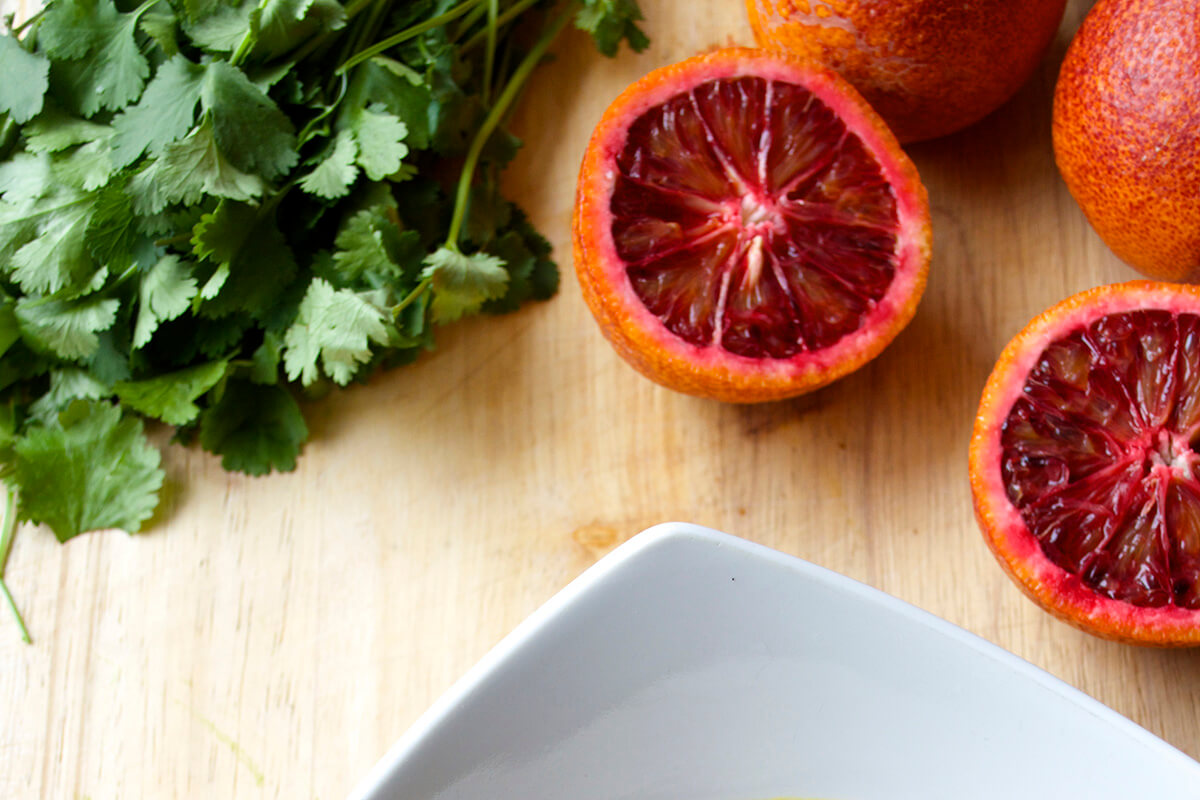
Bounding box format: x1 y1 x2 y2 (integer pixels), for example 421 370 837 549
4 1 1200 798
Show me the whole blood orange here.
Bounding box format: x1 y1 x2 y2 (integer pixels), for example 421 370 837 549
573 48 931 403
970 282 1200 645
745 0 1068 143
1052 0 1200 282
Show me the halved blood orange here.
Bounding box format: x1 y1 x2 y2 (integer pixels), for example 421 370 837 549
970 282 1200 645
573 47 931 402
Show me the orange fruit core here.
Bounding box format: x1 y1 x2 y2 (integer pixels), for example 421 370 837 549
1002 308 1200 610
613 77 899 358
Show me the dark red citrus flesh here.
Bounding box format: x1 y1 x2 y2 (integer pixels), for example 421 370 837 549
1002 309 1200 609
609 76 899 359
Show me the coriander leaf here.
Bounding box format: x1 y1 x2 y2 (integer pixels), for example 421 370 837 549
28 367 110 422
0 184 101 296
191 198 257 265
0 293 19 359
127 116 265 214
0 152 52 206
140 6 179 56
184 1 251 52
84 176 138 271
248 330 282 384
114 359 227 425
326 206 422 288
283 278 389 386
110 55 206 168
198 380 306 475
38 0 99 59
0 34 50 123
16 295 119 360
360 57 433 151
24 106 110 154
13 400 163 541
349 105 408 181
45 0 152 117
191 201 298 319
199 262 229 300
253 0 346 60
200 61 297 181
133 254 199 349
50 139 113 191
298 129 358 199
575 0 649 57
420 246 509 323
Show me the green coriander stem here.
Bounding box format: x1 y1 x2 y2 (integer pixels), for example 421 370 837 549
0 483 29 644
481 0 498 107
444 1 575 249
461 0 540 52
337 0 485 74
392 277 432 317
229 0 271 67
450 1 487 42
0 581 29 644
12 8 45 35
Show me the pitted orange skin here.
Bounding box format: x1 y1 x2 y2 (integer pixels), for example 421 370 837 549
1052 0 1200 282
746 0 1068 143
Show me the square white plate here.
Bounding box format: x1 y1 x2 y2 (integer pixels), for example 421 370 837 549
348 522 1200 800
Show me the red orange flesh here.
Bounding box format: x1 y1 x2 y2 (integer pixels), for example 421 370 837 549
971 282 1200 645
573 48 931 402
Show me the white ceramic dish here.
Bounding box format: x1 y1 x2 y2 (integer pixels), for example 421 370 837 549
348 522 1200 800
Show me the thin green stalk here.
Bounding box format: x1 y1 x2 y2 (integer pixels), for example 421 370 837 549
450 0 488 42
392 277 432 317
481 0 498 107
0 484 29 644
12 8 45 35
444 1 574 249
337 0 485 74
461 0 539 52
229 0 272 67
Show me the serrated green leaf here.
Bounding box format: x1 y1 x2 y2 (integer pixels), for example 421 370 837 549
190 201 298 319
16 295 119 360
283 278 389 386
114 359 227 425
140 6 179 55
127 116 265 214
198 379 307 475
24 106 111 153
50 139 113 191
44 0 152 117
349 106 408 181
28 367 110 422
249 330 282 384
0 152 52 206
84 175 138 271
13 400 163 541
0 33 50 124
327 207 421 288
0 184 101 296
133 254 199 349
575 0 649 57
184 1 251 51
298 129 358 199
201 61 297 180
420 246 509 323
253 0 346 59
110 55 206 168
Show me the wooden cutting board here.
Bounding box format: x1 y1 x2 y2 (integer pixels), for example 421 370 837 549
3 1 1200 798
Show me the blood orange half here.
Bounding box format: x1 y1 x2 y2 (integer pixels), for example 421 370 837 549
971 282 1200 645
573 48 931 403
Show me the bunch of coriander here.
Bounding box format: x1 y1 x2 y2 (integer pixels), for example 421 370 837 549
0 0 647 640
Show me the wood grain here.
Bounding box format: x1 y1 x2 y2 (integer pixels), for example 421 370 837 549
3 1 1200 798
